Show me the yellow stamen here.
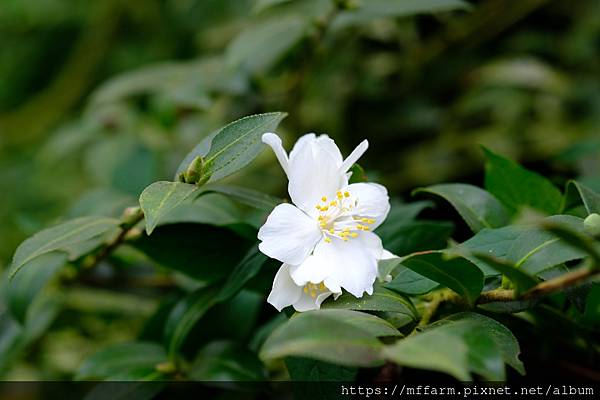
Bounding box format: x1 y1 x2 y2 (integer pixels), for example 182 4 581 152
310 291 316 298
337 191 343 199
321 196 327 202
319 282 326 290
344 191 350 197
350 232 358 238
329 228 334 234
303 286 308 293
324 237 332 243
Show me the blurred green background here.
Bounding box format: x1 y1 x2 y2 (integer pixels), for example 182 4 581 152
1 0 600 379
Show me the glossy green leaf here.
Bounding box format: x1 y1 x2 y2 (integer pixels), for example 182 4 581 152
260 310 385 367
400 252 484 305
583 284 600 325
9 216 120 279
76 342 167 380
204 112 287 182
216 247 268 302
298 309 401 338
563 180 600 214
385 264 438 295
460 226 525 276
413 183 509 233
322 285 416 320
201 183 281 211
507 215 587 275
384 312 524 380
471 254 538 294
286 357 357 382
7 252 67 324
380 220 454 256
483 147 563 214
139 181 199 235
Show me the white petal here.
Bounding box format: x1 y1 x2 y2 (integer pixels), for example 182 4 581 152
380 249 397 260
289 255 334 286
304 231 383 298
262 133 289 176
287 138 347 215
347 182 390 229
267 264 303 311
315 134 343 165
340 139 368 173
293 290 332 312
288 133 316 162
258 203 321 265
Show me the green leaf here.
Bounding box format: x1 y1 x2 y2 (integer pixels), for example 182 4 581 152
76 342 167 380
260 310 385 367
400 252 484 305
332 0 469 30
301 309 401 338
471 254 538 294
507 215 588 275
189 341 266 382
385 264 438 295
286 357 357 382
348 163 368 184
203 112 287 182
583 284 600 325
7 252 67 324
9 216 120 279
227 16 307 73
322 285 416 320
380 220 454 256
216 247 268 302
163 285 220 357
483 147 563 214
460 226 525 276
201 183 281 211
131 223 254 282
384 312 524 380
562 180 600 214
84 381 165 400
139 181 199 235
156 192 242 227
413 183 509 233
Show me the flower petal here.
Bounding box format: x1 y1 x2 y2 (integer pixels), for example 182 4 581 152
293 290 332 312
347 182 390 229
258 203 321 265
295 231 383 298
340 139 368 173
287 138 347 215
267 264 303 311
262 133 289 176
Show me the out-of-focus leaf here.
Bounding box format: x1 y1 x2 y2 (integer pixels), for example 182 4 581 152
562 180 600 214
7 252 67 324
322 285 416 321
483 148 563 214
157 193 242 227
507 215 587 275
227 16 307 73
76 342 167 380
300 309 401 338
383 312 524 380
216 247 268 302
583 284 600 325
84 381 166 400
68 188 135 218
260 310 386 367
139 181 199 235
286 357 357 382
413 183 509 233
131 223 254 282
385 264 438 295
164 285 220 358
381 220 454 256
189 341 266 381
332 0 469 30
9 216 120 278
400 252 484 305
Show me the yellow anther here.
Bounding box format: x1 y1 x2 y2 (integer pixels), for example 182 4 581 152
310 291 316 298
343 237 349 242
356 225 364 230
337 191 343 199
315 205 321 210
324 237 332 243
362 226 370 231
321 196 327 202
350 232 358 238
330 201 337 207
329 228 334 234
319 282 326 290
344 191 350 197
343 227 350 232
321 206 329 211
368 219 375 224
303 286 308 293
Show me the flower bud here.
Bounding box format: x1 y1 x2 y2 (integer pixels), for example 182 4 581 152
121 206 144 228
184 156 211 186
584 213 600 238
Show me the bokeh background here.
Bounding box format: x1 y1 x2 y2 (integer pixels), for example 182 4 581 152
1 0 600 379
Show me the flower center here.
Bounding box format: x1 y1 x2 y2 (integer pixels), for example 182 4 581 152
314 190 375 243
303 282 327 298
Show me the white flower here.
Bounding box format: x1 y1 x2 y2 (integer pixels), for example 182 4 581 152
258 132 393 311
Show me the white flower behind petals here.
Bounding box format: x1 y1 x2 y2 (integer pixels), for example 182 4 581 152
259 132 393 311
